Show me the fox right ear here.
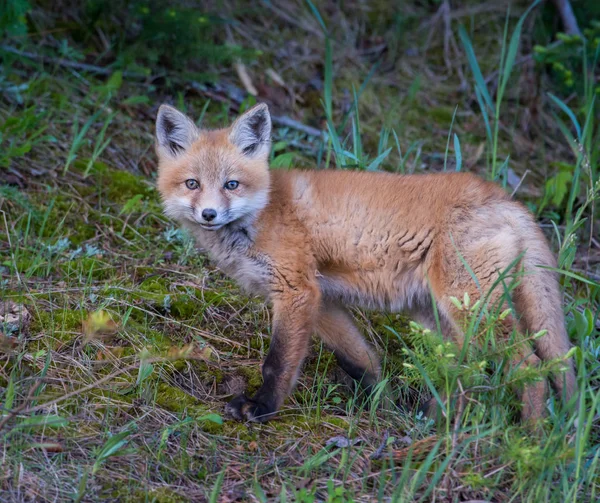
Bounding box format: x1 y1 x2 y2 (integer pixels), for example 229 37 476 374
229 103 271 159
155 105 198 159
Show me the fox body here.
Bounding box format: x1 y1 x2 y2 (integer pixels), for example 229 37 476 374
156 103 577 422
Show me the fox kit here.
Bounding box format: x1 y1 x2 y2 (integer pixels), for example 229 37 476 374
155 102 577 423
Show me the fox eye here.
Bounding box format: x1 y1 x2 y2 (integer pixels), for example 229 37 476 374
224 180 239 190
185 179 199 190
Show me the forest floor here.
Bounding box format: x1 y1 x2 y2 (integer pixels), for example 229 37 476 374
1 1 599 501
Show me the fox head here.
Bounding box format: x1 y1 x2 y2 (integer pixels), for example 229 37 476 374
155 103 272 231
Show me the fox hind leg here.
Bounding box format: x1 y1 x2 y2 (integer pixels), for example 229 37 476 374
316 302 381 393
431 228 552 422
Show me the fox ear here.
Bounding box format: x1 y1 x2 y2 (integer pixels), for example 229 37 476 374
229 103 271 158
156 105 198 159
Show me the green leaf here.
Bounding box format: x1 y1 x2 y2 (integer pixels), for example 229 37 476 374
545 169 573 208
572 309 594 338
366 147 392 171
253 480 268 503
271 152 296 169
3 373 16 412
93 428 135 474
538 266 600 287
272 141 288 152
119 194 144 216
121 95 150 106
14 414 69 430
105 71 123 93
136 359 154 386
196 413 223 425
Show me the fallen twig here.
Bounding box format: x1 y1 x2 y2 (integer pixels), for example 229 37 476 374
189 81 326 139
1 45 146 79
552 0 581 36
2 45 326 140
369 430 389 460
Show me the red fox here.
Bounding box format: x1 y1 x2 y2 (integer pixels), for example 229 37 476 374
155 103 577 423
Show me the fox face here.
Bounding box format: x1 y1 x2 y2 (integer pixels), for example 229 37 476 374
155 104 272 230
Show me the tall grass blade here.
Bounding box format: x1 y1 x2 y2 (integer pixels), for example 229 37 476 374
443 105 458 171
209 469 226 503
497 1 540 103
548 93 582 140
453 133 462 172
458 25 494 114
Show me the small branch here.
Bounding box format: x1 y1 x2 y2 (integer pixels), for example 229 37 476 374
551 0 582 36
369 430 390 460
1 44 145 79
2 44 326 140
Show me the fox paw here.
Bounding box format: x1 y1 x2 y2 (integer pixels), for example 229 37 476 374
225 394 276 422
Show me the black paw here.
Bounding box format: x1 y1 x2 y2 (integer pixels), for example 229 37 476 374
225 394 276 422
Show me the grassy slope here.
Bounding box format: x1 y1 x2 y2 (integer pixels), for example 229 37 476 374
1 1 599 502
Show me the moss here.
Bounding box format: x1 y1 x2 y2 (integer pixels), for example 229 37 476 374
147 487 188 503
219 420 255 442
154 383 202 413
12 257 38 275
198 417 224 435
322 415 350 429
249 333 268 351
236 366 263 394
104 168 153 204
169 295 198 319
29 308 84 343
125 321 173 353
136 276 171 304
205 366 224 385
101 483 187 503
38 193 98 244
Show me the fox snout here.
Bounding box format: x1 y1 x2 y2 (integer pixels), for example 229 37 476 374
192 201 227 229
201 208 217 222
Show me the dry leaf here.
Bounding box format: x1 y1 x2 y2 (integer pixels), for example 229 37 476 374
96 347 126 360
266 68 285 87
0 333 19 352
167 343 195 360
325 435 362 448
82 310 119 342
235 61 257 96
30 442 64 453
0 302 31 335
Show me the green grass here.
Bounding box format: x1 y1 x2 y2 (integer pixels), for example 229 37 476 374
1 1 599 501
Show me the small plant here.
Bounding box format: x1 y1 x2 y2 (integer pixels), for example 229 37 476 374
0 0 30 37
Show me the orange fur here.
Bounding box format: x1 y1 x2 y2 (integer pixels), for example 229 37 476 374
155 103 577 423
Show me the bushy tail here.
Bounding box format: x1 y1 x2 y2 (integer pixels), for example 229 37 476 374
514 228 577 403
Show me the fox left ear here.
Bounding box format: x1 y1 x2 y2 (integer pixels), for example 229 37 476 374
229 103 272 159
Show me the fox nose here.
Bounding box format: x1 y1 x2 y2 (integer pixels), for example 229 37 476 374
201 208 217 222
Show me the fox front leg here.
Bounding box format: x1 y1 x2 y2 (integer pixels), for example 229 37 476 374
225 279 320 422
